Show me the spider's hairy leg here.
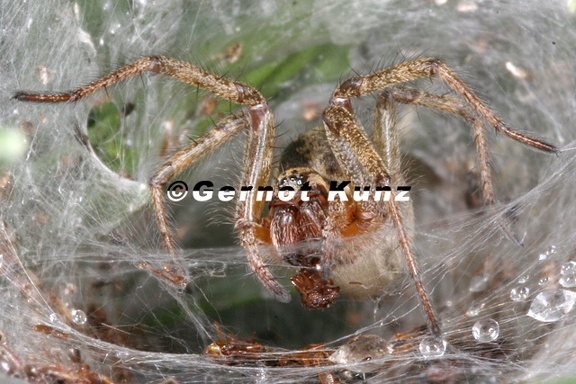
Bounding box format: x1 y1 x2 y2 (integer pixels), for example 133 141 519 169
321 201 340 276
148 115 248 285
14 56 266 107
322 104 441 336
332 58 558 154
373 91 401 176
378 86 497 206
14 56 285 294
376 86 533 242
332 59 557 245
235 105 291 302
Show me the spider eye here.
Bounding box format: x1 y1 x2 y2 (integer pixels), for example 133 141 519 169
278 173 304 190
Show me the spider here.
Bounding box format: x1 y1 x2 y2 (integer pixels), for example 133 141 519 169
14 55 558 337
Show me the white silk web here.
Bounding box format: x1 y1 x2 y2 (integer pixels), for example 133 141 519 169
1 1 576 383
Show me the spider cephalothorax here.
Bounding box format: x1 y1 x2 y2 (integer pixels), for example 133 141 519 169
268 166 344 309
14 55 558 336
269 167 331 269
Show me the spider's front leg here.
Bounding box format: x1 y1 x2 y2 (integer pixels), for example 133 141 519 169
333 58 556 153
148 99 284 293
332 58 557 214
234 104 292 302
322 58 558 336
15 56 288 297
322 98 441 336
